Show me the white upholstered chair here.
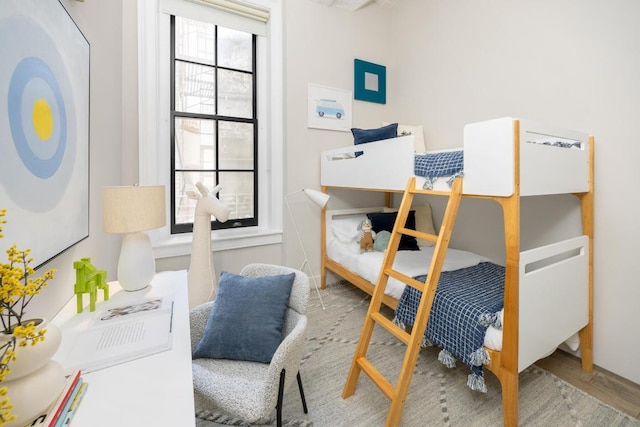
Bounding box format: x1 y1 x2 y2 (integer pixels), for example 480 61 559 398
190 263 310 426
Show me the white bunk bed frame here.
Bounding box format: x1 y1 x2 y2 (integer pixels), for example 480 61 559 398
319 117 594 426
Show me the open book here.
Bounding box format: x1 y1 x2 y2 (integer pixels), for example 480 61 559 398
63 296 174 373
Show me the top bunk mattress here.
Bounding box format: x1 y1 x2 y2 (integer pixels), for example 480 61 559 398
320 117 592 197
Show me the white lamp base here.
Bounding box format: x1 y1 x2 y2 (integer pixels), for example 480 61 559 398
118 231 156 291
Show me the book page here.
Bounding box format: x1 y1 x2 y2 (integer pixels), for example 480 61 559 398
63 297 174 373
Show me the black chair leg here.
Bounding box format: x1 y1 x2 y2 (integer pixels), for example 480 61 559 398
276 369 308 425
276 369 286 427
297 372 308 414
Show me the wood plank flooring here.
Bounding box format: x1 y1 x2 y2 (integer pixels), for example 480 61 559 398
535 350 640 420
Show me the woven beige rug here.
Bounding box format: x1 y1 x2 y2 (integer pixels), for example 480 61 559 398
196 281 640 426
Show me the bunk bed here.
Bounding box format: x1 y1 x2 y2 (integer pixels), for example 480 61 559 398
319 117 594 426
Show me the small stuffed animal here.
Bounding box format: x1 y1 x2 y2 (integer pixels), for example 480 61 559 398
373 230 391 252
357 219 377 252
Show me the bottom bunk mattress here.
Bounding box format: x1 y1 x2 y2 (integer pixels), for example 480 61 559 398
393 262 505 393
326 237 492 300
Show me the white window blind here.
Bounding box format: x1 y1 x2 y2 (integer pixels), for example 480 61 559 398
161 0 269 36
187 0 269 22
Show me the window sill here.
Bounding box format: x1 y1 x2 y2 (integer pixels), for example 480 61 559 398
152 227 283 259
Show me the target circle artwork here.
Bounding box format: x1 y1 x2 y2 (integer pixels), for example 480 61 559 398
0 0 89 268
8 56 67 179
0 12 76 212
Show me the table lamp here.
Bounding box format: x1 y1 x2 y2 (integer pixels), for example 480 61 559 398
102 185 166 291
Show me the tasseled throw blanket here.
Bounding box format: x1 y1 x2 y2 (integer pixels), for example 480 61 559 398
393 262 505 392
414 150 464 189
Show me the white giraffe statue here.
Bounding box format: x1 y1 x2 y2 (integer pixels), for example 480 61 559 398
187 182 231 309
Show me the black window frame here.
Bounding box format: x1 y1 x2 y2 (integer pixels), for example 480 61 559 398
169 15 259 234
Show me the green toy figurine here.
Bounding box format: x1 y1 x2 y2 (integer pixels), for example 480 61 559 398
74 257 109 313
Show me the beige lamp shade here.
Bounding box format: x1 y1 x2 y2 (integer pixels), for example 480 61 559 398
102 185 166 291
103 185 166 233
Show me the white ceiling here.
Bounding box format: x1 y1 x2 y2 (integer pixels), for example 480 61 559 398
309 0 397 12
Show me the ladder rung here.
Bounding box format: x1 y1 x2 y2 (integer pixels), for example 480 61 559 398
409 185 485 200
356 357 395 400
384 268 428 292
408 187 452 197
399 227 437 243
370 312 410 345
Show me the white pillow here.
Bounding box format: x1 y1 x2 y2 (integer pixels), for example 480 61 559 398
483 309 503 350
329 214 367 244
382 122 426 153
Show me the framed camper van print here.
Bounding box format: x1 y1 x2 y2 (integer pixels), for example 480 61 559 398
307 84 352 132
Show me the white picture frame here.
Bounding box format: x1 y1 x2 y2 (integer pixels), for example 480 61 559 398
307 84 352 132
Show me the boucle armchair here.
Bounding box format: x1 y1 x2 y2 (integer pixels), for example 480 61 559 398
190 263 311 426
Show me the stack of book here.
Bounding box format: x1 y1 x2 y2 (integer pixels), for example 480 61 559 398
32 369 88 427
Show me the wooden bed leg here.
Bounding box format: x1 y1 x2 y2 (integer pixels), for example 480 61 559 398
321 186 328 290
579 324 594 372
577 135 594 373
320 264 327 290
500 371 519 427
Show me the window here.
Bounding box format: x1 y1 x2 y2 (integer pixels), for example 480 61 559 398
138 0 284 257
171 17 258 233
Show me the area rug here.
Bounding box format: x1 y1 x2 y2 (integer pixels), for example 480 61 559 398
196 281 640 426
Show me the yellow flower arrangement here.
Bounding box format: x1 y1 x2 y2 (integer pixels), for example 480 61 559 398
0 386 12 426
0 209 56 426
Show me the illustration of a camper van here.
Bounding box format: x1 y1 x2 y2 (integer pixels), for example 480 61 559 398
316 99 345 119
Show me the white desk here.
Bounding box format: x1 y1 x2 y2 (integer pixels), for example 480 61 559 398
51 270 196 427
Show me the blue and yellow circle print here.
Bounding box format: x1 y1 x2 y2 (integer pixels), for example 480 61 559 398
0 13 76 212
8 56 67 179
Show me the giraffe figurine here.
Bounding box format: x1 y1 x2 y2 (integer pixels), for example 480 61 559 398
187 182 231 309
74 257 109 313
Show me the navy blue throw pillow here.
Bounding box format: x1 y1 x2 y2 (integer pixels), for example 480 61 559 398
367 211 420 251
192 271 295 363
351 123 398 156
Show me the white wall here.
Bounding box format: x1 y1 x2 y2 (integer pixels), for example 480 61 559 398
284 2 395 277
385 0 640 384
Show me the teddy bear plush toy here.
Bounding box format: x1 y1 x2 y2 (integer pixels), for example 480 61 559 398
357 219 377 252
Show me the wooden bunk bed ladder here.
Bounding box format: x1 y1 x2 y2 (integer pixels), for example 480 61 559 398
342 176 464 427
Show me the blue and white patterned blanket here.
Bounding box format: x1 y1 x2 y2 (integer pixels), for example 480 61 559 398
414 150 464 189
393 262 505 392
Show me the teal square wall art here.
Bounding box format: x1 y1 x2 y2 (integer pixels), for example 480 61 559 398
354 59 386 104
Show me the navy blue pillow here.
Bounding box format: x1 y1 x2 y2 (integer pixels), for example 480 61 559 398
192 271 295 363
367 211 420 251
351 123 398 156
